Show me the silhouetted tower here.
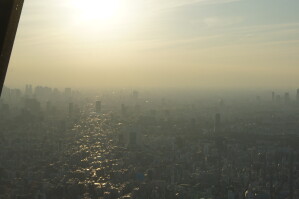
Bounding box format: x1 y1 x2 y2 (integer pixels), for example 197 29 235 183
24 98 41 113
121 104 126 116
276 95 281 104
132 90 139 100
65 88 72 98
296 89 299 103
256 96 261 104
1 103 9 116
96 101 101 113
46 101 51 112
219 98 224 107
25 84 33 97
68 102 73 115
214 113 221 134
272 91 275 102
284 92 290 104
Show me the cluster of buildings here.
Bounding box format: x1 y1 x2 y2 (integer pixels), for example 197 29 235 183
1 86 299 198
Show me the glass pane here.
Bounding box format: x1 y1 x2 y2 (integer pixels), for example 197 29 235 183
1 0 299 198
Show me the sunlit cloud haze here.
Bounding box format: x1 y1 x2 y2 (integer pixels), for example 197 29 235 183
5 0 299 89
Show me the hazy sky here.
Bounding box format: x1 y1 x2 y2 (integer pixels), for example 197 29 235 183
5 0 299 89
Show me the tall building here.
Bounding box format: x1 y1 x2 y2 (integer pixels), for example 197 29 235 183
65 88 72 98
256 96 261 103
68 102 73 115
219 98 225 107
121 104 126 116
214 113 221 133
25 84 32 97
10 89 21 99
96 101 101 113
1 103 9 116
132 90 139 100
276 95 281 103
1 86 10 101
272 91 275 102
284 92 290 104
34 86 52 100
296 89 299 102
46 101 51 112
24 98 41 113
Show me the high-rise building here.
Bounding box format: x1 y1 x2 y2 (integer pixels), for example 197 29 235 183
24 98 41 113
276 95 281 103
68 102 73 115
214 113 221 133
284 92 290 104
10 88 21 99
121 104 126 115
296 89 299 102
1 103 9 116
96 101 101 113
1 86 10 101
25 84 28 95
272 91 275 102
34 86 52 100
65 88 72 98
133 90 139 100
25 84 33 97
219 98 225 107
256 96 261 103
46 101 51 112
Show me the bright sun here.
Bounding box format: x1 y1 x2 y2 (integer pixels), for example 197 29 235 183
72 0 127 26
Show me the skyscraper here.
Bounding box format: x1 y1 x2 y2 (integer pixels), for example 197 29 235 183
121 104 126 116
296 89 299 102
24 98 41 113
46 101 51 112
25 84 32 97
214 113 221 134
65 88 72 98
1 103 9 116
284 92 290 104
132 90 139 100
68 102 73 115
276 95 281 104
272 91 275 102
96 100 101 113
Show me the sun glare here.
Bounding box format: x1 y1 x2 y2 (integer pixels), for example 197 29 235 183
72 0 127 26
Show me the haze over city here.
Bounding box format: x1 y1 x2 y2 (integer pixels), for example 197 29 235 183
4 0 299 89
2 0 299 198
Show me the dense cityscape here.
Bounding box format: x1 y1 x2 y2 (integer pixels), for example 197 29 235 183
1 0 299 198
0 85 299 199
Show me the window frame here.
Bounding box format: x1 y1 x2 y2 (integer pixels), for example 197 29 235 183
0 0 24 93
